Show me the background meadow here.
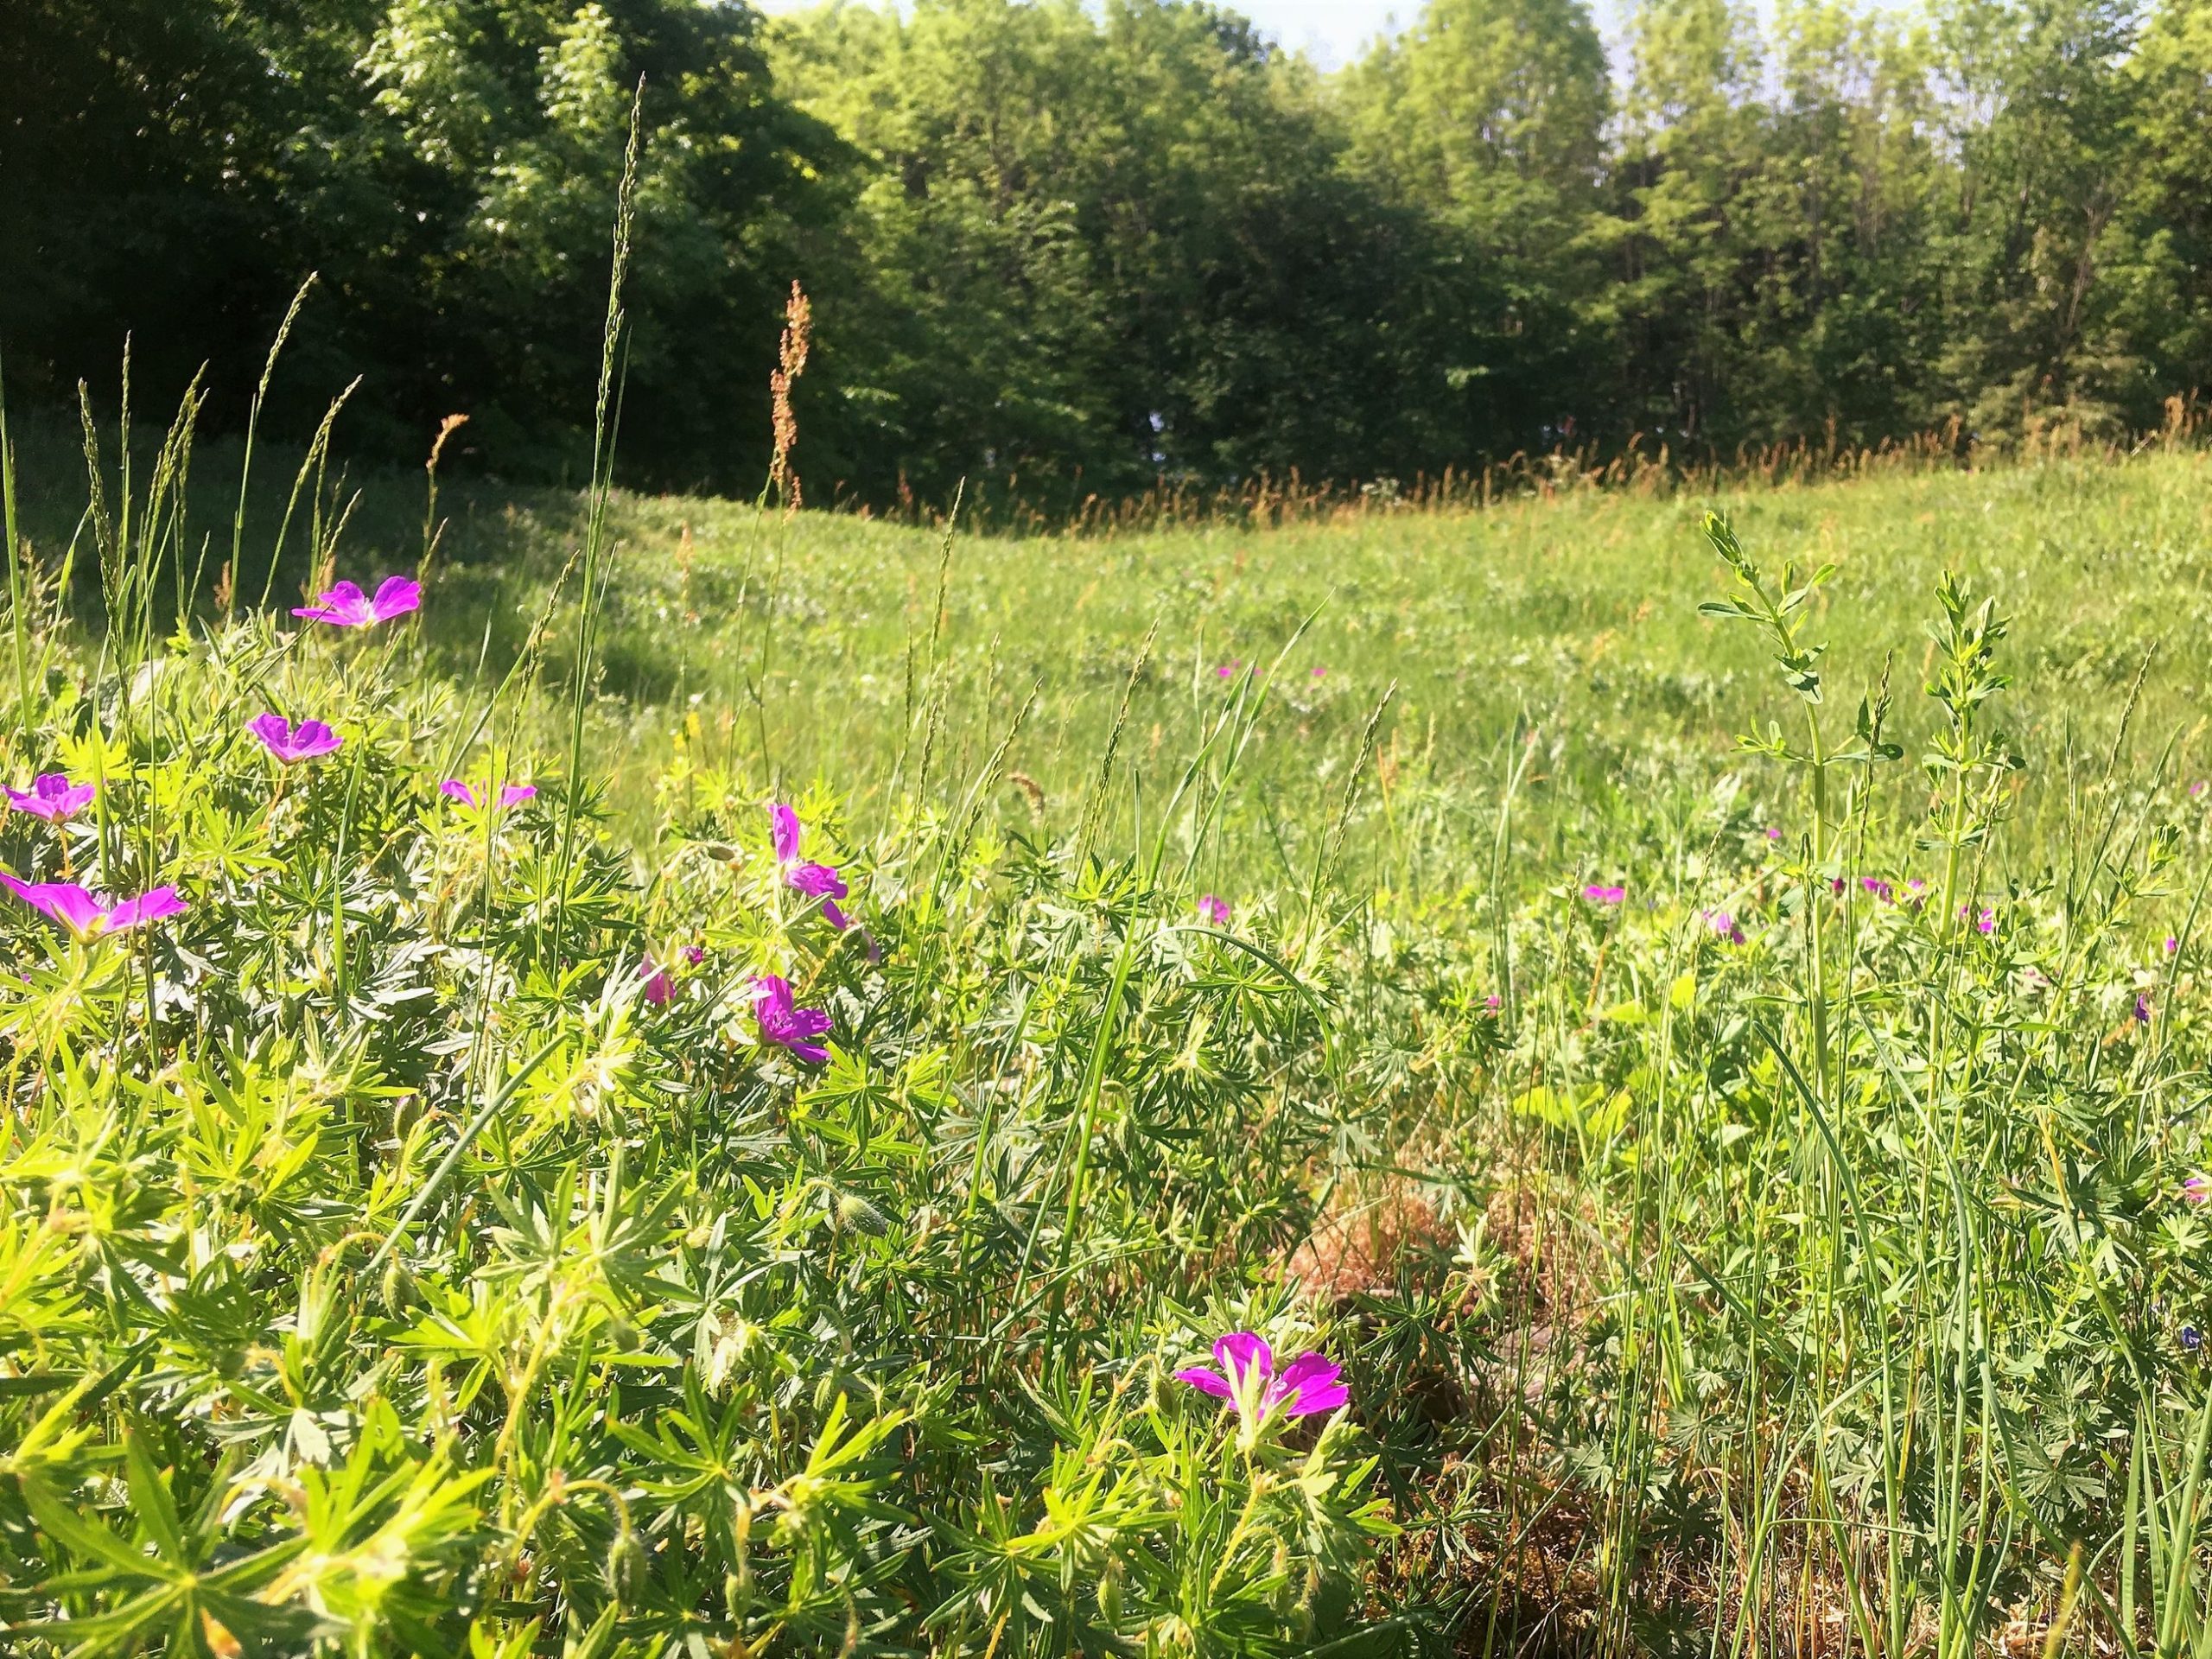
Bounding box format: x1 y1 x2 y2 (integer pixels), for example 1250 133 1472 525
6 344 2212 1654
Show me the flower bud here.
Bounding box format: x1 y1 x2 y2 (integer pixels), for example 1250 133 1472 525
605 1527 647 1604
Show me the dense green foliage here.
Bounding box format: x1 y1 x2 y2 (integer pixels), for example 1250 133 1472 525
12 314 2212 1649
10 0 2212 505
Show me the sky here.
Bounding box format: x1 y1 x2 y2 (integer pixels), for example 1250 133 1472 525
1210 0 1408 65
750 0 1414 70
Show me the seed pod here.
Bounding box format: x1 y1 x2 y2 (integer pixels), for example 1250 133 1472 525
605 1527 648 1604
379 1256 414 1312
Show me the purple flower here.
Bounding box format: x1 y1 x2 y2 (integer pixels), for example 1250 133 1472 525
1311 666 1327 680
639 958 673 1005
441 779 536 810
5 774 95 824
249 714 341 766
1960 904 1995 935
2183 1173 2209 1205
1484 994 1502 1011
0 871 185 939
770 802 802 863
770 804 851 928
2168 936 2181 956
292 575 421 628
1174 1332 1348 1430
2185 1324 2203 1352
753 975 832 1064
1764 827 1783 842
1859 877 1893 903
788 861 851 930
1703 908 1745 944
2135 994 2154 1025
684 944 707 965
1198 894 1231 926
1583 884 1624 906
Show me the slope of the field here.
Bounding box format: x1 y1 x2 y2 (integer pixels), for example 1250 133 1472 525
413 450 2212 875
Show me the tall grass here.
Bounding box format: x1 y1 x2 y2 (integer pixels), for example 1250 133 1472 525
5 292 2212 1655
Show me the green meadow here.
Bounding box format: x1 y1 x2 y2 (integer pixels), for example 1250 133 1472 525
9 392 2212 1655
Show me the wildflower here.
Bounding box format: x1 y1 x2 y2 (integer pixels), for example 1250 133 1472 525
1859 876 1892 903
771 802 802 863
1975 906 1996 934
639 958 673 1005
1215 660 1242 680
752 975 832 1064
249 714 342 766
0 872 185 938
684 944 707 965
1311 666 1327 680
788 862 851 930
1703 909 1745 944
2168 936 2181 956
1764 827 1783 842
2194 781 2209 800
441 779 537 810
2135 994 2154 1025
292 575 422 628
1174 1332 1348 1433
1198 894 1231 926
1905 879 1928 904
2182 1173 2210 1205
2185 1324 2203 1352
1583 884 1624 906
769 803 852 929
1484 994 1502 1011
5 774 94 823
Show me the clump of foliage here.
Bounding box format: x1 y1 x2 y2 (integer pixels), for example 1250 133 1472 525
13 0 2212 505
0 394 1406 1653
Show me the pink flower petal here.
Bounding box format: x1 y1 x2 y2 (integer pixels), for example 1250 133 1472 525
1173 1365 1235 1400
1281 1380 1349 1417
105 887 187 932
371 575 423 620
1213 1332 1272 1389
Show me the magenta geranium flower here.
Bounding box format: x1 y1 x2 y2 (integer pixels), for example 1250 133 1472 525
639 957 674 1005
1703 909 1745 944
2184 1173 2210 1205
769 804 852 929
770 802 802 863
787 862 850 930
5 774 96 823
752 974 831 1064
1174 1332 1348 1431
292 575 421 628
1860 877 1893 903
1198 894 1230 926
1583 884 1624 906
0 871 185 939
248 714 342 766
441 779 536 810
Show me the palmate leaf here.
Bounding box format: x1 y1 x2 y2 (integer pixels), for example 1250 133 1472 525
19 1465 318 1658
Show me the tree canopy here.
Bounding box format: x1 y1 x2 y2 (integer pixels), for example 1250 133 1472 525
5 0 2210 505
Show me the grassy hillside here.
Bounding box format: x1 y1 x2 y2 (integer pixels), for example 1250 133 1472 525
8 410 2212 1656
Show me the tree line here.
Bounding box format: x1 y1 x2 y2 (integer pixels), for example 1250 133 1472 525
5 0 2209 511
